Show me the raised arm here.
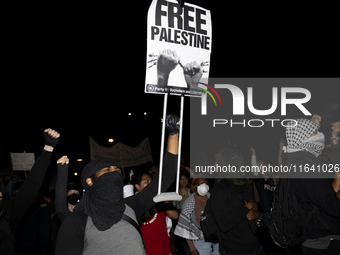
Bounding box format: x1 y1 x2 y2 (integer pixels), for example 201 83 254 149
9 128 60 223
331 122 340 196
278 138 285 166
250 148 259 177
55 156 71 223
125 115 179 219
331 122 339 146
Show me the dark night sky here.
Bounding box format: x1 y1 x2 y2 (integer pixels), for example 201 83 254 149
1 1 339 185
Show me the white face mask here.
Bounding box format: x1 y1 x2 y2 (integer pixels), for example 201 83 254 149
197 183 209 196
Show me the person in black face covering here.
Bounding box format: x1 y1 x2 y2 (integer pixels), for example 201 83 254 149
55 156 82 223
81 160 126 231
210 148 265 255
67 184 82 208
51 156 82 254
0 128 60 255
56 114 180 255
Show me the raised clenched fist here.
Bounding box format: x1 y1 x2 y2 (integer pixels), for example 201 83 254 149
57 156 69 165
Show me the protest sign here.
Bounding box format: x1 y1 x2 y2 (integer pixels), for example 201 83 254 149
145 0 212 96
90 137 153 168
10 153 35 171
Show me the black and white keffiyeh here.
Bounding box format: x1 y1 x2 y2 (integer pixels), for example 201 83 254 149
174 193 210 240
286 118 324 158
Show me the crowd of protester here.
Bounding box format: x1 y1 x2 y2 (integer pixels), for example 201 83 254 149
0 114 339 255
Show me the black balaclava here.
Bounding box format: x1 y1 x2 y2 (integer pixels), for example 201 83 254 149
76 159 125 231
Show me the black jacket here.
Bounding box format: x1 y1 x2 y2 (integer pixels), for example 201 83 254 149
254 178 275 214
0 150 52 255
210 180 262 254
282 151 340 239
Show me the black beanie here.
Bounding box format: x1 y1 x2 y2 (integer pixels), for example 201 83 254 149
67 183 82 195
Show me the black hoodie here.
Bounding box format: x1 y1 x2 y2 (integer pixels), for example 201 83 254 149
281 151 340 239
